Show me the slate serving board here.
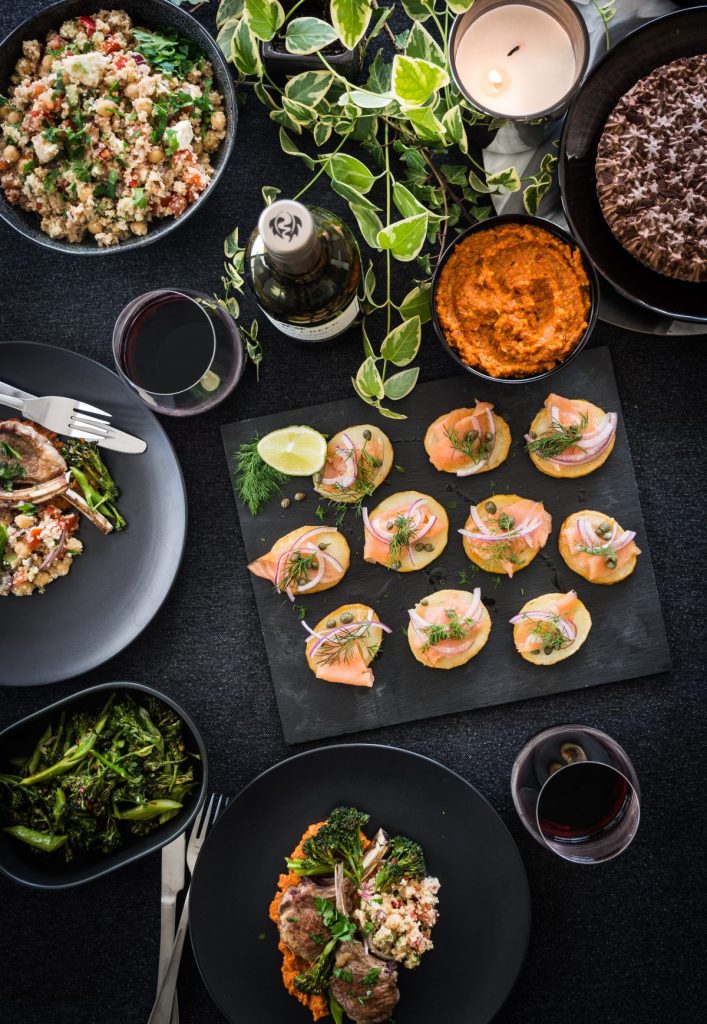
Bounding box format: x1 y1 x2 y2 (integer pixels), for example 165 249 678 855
222 347 671 744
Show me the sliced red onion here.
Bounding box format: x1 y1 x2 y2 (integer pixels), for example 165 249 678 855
456 459 489 477
460 518 541 544
297 559 325 592
576 517 597 549
469 507 492 534
302 620 326 640
414 514 437 541
407 544 417 568
613 530 636 551
509 609 577 642
307 618 392 658
363 506 389 543
550 414 617 465
37 528 66 572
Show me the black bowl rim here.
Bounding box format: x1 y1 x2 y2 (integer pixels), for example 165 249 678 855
430 212 600 385
558 6 707 323
0 680 208 889
0 0 237 256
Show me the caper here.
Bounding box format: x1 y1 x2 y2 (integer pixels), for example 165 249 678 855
605 555 617 569
387 521 393 530
424 543 435 552
528 431 537 440
420 599 429 606
390 560 401 571
313 471 323 485
547 761 565 776
597 520 612 535
310 559 319 571
560 742 587 764
466 429 479 442
363 429 372 440
318 542 329 550
294 492 306 502
280 498 291 509
485 431 494 442
326 619 337 629
414 542 425 551
340 611 354 624
544 645 554 655
484 500 497 514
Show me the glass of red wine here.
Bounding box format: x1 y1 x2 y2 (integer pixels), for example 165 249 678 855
112 289 244 416
510 725 640 864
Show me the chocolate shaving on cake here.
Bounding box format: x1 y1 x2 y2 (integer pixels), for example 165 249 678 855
595 55 707 284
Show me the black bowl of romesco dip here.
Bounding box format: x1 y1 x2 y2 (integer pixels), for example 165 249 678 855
431 214 599 384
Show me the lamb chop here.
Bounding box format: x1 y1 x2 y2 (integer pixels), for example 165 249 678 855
278 876 354 963
0 419 112 532
330 941 400 1024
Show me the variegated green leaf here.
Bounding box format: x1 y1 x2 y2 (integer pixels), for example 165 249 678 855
278 127 315 168
325 153 376 193
231 18 262 76
441 104 468 154
244 0 284 41
405 21 445 68
350 203 384 248
392 55 449 107
398 282 432 323
330 0 373 49
377 214 428 262
285 70 335 107
286 17 339 54
216 0 244 29
354 357 385 400
380 316 421 366
384 366 419 400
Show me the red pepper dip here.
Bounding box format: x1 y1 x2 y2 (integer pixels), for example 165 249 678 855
435 223 591 378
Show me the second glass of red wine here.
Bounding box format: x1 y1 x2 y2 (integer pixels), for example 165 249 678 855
112 289 244 416
510 725 640 864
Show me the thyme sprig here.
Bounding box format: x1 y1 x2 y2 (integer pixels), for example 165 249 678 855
527 414 589 461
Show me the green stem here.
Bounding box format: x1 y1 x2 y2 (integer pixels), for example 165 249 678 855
293 130 352 201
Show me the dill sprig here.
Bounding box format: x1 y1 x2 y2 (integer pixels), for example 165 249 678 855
577 543 615 557
319 438 382 527
444 423 493 464
478 510 523 570
314 622 380 668
389 514 417 561
527 413 589 460
526 616 572 654
420 609 474 653
234 438 287 516
278 552 319 593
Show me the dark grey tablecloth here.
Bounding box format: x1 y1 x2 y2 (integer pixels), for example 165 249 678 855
1 4 705 1023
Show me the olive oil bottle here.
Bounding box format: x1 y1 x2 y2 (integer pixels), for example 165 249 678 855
245 199 362 342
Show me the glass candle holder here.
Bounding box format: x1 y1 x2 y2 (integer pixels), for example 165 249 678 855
449 0 590 148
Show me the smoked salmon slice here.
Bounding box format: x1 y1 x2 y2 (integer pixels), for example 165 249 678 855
248 525 350 599
511 591 592 665
527 394 617 478
407 588 492 669
460 494 552 577
304 604 391 687
363 491 449 572
559 511 641 584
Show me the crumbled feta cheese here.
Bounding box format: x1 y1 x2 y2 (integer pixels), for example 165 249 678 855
62 51 108 87
32 134 59 163
171 119 193 151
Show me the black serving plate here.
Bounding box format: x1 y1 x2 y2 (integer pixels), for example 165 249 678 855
0 0 237 255
430 213 599 384
0 341 188 686
559 7 707 323
0 681 207 889
190 744 531 1024
222 347 671 745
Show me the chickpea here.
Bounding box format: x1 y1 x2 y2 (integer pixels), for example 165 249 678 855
95 98 117 116
124 82 140 100
2 145 20 164
87 220 102 235
210 110 226 132
6 109 22 125
130 221 148 236
148 146 163 164
40 56 54 74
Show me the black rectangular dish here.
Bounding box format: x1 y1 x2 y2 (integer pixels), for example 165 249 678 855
0 681 207 889
222 347 671 744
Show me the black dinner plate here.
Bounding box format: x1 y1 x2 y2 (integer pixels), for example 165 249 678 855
559 7 707 323
0 340 187 686
190 744 531 1024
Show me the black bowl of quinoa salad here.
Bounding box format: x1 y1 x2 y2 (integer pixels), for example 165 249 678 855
0 0 236 253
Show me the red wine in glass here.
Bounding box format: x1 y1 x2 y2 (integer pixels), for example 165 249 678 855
113 289 244 416
511 725 640 863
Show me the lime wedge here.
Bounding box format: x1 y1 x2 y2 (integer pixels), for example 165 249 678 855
257 426 327 476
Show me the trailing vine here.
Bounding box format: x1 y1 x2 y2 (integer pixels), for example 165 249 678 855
214 0 563 416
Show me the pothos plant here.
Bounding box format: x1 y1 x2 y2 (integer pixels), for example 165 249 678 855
213 0 561 418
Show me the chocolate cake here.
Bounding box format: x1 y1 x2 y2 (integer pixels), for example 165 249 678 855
595 54 707 284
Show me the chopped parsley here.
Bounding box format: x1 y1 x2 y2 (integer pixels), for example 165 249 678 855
132 27 204 77
132 187 148 209
94 169 120 200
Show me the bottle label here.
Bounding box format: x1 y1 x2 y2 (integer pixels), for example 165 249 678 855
261 295 359 341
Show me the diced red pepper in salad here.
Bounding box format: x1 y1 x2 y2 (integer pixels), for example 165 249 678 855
78 15 96 35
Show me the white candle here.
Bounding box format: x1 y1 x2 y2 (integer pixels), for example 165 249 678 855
455 3 577 118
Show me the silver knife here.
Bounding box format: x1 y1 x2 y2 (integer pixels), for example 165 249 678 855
0 381 147 454
159 833 185 1024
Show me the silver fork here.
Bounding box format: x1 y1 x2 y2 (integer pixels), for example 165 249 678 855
0 390 111 441
148 795 228 1024
158 833 185 1024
